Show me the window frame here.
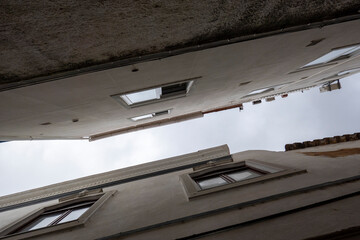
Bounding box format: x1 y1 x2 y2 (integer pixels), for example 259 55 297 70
130 109 171 122
246 87 275 96
111 77 199 108
301 44 360 68
0 190 115 240
242 83 290 98
316 67 360 83
290 43 360 73
192 165 265 190
180 160 306 199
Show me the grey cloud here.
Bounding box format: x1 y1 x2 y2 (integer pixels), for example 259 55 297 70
0 74 359 196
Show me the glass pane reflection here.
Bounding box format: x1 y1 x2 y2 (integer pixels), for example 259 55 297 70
197 176 227 190
58 207 89 224
20 213 62 232
227 170 262 182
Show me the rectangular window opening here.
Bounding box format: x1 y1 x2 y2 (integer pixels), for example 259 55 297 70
248 87 274 95
13 200 96 235
302 44 360 68
130 113 154 121
120 88 162 105
193 166 264 190
337 68 360 76
316 68 360 83
179 160 306 199
243 82 290 98
112 78 197 108
130 109 171 122
161 82 187 97
0 190 115 239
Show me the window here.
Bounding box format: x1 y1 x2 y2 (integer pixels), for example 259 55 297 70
111 78 197 108
193 166 264 190
0 190 115 240
243 83 290 98
122 88 161 105
248 87 274 95
14 201 94 234
316 68 360 83
336 68 360 76
180 160 306 199
302 44 360 68
130 109 171 121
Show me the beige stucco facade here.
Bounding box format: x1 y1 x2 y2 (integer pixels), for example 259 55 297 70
0 141 359 239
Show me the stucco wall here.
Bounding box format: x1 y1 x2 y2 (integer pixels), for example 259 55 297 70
2 1 360 82
0 142 359 239
2 19 360 141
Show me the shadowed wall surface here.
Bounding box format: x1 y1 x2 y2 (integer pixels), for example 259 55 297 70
1 0 360 84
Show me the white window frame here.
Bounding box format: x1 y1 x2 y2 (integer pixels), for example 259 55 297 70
316 67 360 83
287 43 360 75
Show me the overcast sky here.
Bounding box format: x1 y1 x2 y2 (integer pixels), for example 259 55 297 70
0 73 359 197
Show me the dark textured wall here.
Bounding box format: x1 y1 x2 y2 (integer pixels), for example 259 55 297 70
1 0 359 83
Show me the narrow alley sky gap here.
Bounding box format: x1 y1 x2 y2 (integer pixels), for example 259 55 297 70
0 73 359 197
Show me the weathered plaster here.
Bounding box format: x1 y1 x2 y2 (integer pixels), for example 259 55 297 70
1 1 360 83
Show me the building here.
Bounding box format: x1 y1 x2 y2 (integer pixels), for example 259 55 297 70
1 4 360 141
1 3 360 239
0 136 359 239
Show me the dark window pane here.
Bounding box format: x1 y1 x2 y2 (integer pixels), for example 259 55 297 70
161 83 187 97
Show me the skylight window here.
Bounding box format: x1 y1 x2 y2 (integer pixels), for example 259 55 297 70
243 83 290 98
337 68 360 76
303 44 360 68
112 78 197 108
121 88 161 105
130 109 171 121
248 87 274 95
317 67 360 83
131 113 154 121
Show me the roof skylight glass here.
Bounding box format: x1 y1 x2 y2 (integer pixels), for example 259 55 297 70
337 68 360 76
248 87 274 95
303 45 360 68
130 109 171 121
120 88 161 105
112 79 196 107
130 113 154 121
